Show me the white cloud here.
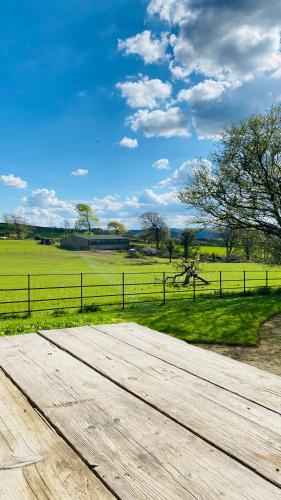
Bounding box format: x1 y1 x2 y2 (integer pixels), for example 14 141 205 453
118 30 169 64
272 68 281 79
159 159 211 187
71 168 88 176
148 0 189 24
17 188 74 226
144 0 281 138
119 136 138 148
169 62 190 80
92 194 140 214
127 107 190 138
150 0 281 84
178 80 230 103
152 158 170 170
0 174 27 189
117 76 172 108
139 188 178 206
90 185 186 228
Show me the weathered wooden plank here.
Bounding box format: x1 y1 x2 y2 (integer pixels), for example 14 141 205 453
91 322 281 414
39 325 281 488
0 369 112 500
0 336 279 499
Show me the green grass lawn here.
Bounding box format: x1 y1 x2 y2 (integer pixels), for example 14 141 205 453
199 245 227 256
1 240 281 345
1 294 281 346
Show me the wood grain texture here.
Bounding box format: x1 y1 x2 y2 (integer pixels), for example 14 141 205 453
91 322 281 414
0 335 280 499
0 370 112 500
39 325 281 488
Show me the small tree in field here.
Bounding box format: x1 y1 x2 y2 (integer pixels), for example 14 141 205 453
139 211 168 249
180 228 196 259
75 203 99 233
165 250 209 287
107 220 127 236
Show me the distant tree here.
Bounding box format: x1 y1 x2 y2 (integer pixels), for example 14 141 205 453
107 220 127 236
74 204 99 233
179 106 281 242
180 228 197 259
3 214 28 240
219 226 238 259
64 219 71 238
139 212 168 250
237 229 260 261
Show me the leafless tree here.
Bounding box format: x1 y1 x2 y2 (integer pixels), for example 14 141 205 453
139 211 168 250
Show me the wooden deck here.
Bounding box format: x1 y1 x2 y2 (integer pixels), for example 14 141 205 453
0 323 280 499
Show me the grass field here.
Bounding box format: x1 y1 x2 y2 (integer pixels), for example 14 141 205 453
199 245 227 256
1 240 281 344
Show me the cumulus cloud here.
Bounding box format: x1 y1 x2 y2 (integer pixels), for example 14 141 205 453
152 158 170 170
149 0 281 84
117 76 172 108
178 80 230 103
148 0 189 24
17 188 74 226
119 136 138 148
0 174 27 189
190 76 281 139
71 168 88 176
127 107 190 138
92 194 140 215
118 30 169 64
90 188 183 228
159 159 211 187
117 1 281 139
139 188 178 206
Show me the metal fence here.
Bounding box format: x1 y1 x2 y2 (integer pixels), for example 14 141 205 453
0 269 281 317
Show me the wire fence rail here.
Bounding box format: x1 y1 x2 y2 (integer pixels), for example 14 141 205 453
0 269 281 317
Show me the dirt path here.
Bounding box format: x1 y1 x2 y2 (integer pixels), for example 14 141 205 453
198 314 281 376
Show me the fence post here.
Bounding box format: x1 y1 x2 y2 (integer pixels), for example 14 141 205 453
80 273 83 312
243 270 246 295
266 270 268 290
122 272 125 309
219 270 222 297
193 275 196 302
163 272 166 304
27 274 31 317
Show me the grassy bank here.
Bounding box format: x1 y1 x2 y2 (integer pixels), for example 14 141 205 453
1 294 281 346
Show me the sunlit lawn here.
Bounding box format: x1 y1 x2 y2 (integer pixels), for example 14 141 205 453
1 294 281 346
1 240 281 345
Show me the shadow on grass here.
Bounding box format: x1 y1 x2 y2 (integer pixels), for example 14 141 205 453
1 294 281 346
122 294 281 346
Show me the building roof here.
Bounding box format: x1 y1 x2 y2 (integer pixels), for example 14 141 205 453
73 234 129 240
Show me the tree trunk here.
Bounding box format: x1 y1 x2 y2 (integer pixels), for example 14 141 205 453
156 228 159 250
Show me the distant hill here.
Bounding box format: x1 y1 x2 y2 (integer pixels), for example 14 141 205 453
128 228 223 243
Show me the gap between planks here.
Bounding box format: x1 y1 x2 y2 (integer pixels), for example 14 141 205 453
38 325 281 490
0 333 280 499
92 322 281 415
0 368 114 500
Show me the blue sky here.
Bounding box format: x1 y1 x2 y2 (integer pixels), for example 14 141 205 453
0 0 280 228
